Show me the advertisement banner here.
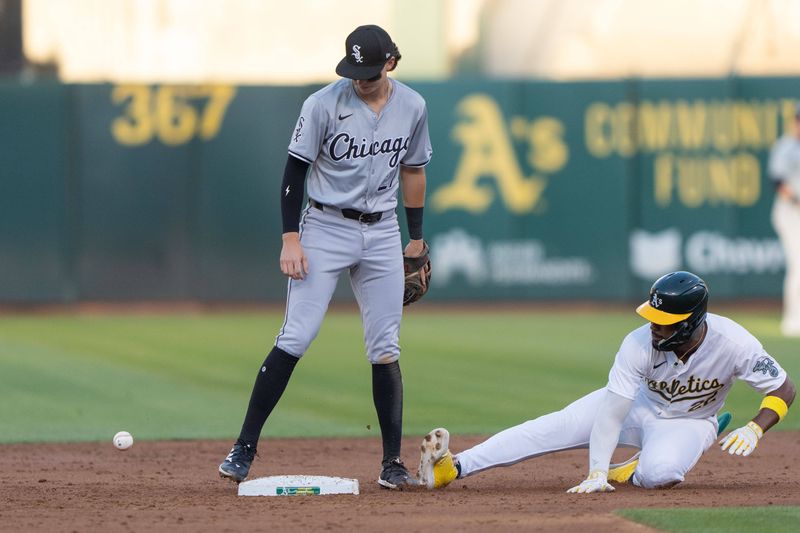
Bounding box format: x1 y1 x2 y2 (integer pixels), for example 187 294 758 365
2 77 799 302
416 81 631 300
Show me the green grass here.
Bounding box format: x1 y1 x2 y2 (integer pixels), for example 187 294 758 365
618 506 800 533
0 309 797 443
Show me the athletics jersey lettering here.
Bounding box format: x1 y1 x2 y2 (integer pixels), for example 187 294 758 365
328 132 410 168
645 375 724 405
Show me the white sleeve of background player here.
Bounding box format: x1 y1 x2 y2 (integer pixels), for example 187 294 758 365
768 139 791 181
606 332 648 400
287 95 327 164
400 105 432 167
733 340 788 394
588 390 634 473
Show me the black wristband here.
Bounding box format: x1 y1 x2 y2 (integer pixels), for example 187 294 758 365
405 206 423 240
281 155 310 233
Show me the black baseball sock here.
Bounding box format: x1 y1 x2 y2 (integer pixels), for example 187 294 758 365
237 346 299 447
372 361 403 462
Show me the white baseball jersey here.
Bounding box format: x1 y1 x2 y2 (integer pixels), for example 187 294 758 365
287 78 432 213
769 134 800 196
454 313 788 487
769 134 800 335
607 313 787 419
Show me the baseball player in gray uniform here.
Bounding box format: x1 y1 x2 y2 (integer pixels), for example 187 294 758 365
219 25 432 489
769 103 800 336
219 24 432 490
418 272 795 492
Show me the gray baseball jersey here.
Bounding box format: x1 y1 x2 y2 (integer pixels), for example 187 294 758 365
287 78 432 213
276 77 432 362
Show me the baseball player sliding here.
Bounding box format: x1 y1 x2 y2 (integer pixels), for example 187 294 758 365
219 24 432 490
418 271 796 492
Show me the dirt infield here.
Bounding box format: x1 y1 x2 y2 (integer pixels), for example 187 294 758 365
1 432 798 532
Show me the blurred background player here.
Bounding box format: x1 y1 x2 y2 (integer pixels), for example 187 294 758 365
219 24 432 489
418 271 795 492
769 103 800 336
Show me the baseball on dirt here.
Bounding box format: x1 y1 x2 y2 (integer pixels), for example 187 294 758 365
113 431 133 450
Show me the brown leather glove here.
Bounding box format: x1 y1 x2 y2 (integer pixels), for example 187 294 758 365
403 241 431 306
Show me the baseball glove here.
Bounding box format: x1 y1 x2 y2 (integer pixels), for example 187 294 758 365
403 241 431 306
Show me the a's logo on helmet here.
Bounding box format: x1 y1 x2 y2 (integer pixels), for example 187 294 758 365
352 45 363 63
651 292 662 308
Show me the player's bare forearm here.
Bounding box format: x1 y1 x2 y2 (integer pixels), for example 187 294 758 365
400 166 426 256
404 240 425 258
400 166 426 208
753 376 796 433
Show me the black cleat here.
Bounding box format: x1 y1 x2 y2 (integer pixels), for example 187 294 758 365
378 457 418 490
218 439 256 483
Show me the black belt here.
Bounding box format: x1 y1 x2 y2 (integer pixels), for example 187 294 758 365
310 199 383 223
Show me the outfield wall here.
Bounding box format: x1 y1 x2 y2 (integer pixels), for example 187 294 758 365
1 78 798 302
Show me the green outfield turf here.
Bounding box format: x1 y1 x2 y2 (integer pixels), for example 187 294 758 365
618 506 800 533
0 309 797 443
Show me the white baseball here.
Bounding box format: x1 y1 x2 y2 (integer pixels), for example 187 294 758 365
113 431 133 450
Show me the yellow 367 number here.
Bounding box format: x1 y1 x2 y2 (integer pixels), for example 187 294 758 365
111 85 236 146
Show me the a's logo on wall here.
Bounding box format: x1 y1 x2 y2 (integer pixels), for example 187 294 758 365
351 45 363 63
630 228 682 279
431 94 568 214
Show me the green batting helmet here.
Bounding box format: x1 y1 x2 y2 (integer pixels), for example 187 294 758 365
636 271 708 351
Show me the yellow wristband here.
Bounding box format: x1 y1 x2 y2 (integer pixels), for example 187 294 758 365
760 395 789 421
